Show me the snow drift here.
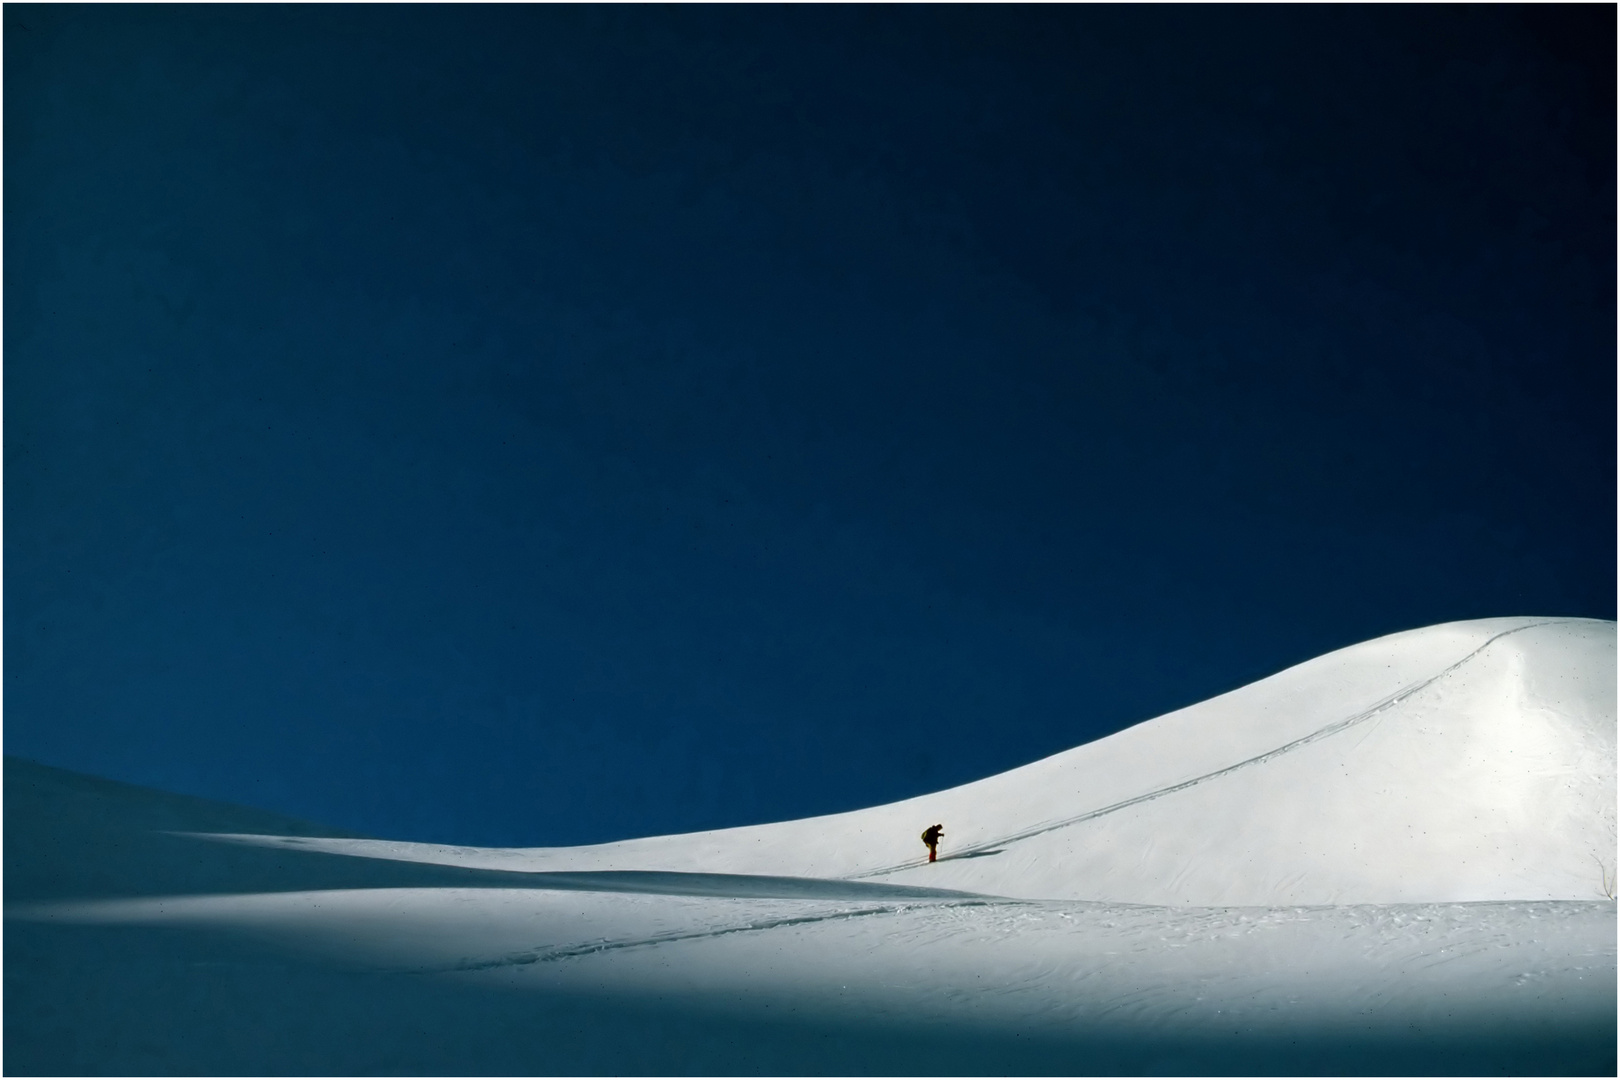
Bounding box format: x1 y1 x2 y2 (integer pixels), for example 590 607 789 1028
6 616 1614 1075
204 616 1617 904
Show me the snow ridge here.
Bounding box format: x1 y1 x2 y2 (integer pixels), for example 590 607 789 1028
857 617 1579 879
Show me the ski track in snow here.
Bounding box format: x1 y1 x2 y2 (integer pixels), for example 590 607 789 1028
413 893 1610 986
429 898 1017 974
855 618 1576 879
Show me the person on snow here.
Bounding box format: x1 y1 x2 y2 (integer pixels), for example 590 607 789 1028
921 823 944 863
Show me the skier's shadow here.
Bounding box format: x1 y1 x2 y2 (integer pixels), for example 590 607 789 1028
940 848 1004 861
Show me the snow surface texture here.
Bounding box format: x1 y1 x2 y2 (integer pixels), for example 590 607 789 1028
6 617 1615 1075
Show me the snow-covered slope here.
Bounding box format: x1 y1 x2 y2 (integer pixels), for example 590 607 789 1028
211 616 1617 904
7 617 1614 1075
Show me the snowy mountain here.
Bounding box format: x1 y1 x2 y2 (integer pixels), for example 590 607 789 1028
7 617 1615 1074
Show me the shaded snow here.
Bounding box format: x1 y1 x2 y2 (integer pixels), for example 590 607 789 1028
6 617 1615 1074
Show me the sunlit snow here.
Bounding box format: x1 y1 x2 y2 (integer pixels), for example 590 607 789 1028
7 617 1614 1074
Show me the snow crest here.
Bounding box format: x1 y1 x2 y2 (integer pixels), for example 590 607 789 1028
199 617 1616 904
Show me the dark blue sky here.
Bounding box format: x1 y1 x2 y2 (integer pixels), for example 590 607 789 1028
7 5 1614 846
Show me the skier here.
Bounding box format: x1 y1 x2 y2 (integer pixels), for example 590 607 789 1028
921 823 944 863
